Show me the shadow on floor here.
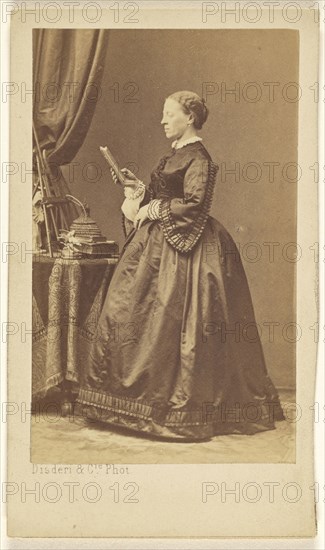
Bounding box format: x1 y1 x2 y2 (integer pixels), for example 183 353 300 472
31 390 295 464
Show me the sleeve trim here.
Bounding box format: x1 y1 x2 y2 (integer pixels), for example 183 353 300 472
158 160 219 254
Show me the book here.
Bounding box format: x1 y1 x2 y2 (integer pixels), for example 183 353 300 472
99 145 127 185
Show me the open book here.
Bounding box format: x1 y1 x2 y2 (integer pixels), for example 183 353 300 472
99 145 127 185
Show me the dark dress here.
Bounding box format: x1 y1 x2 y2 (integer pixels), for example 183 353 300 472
77 141 284 440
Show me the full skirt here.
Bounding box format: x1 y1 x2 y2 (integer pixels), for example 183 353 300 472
77 216 284 440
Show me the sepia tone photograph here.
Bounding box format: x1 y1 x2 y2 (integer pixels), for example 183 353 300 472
30 27 298 464
5 1 321 541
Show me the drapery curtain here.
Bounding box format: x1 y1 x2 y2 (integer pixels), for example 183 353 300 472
33 29 109 166
32 29 109 232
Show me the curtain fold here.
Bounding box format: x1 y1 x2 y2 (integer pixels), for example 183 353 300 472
33 29 109 166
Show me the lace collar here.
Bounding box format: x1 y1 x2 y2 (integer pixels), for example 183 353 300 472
171 136 203 149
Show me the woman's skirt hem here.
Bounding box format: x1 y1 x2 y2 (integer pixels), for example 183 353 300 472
76 388 284 441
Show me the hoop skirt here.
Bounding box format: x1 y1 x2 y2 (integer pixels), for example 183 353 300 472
77 142 284 439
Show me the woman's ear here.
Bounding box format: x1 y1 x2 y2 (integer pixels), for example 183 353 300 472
188 113 195 125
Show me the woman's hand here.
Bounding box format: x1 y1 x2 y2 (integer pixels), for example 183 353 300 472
134 204 150 230
110 167 141 189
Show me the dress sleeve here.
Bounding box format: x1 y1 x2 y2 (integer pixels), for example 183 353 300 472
121 188 146 222
158 157 218 254
120 185 154 238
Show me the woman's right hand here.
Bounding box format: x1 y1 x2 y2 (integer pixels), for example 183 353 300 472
110 167 140 189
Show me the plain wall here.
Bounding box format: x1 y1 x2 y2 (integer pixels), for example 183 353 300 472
63 29 298 389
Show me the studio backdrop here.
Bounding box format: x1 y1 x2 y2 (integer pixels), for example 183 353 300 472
35 28 298 390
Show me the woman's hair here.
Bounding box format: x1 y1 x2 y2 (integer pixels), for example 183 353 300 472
167 90 209 130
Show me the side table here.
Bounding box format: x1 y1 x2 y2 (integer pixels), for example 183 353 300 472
32 254 118 411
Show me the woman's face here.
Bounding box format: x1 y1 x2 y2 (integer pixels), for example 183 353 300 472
161 98 193 140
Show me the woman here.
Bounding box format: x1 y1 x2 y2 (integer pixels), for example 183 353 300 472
77 91 284 440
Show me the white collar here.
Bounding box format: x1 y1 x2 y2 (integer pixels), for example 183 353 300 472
172 136 203 149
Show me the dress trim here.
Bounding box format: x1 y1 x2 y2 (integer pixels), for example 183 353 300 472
147 199 162 220
158 159 219 254
77 388 281 438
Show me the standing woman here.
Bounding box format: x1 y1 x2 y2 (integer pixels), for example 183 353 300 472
77 91 284 440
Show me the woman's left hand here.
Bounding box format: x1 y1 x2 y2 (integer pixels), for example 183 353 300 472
134 204 150 229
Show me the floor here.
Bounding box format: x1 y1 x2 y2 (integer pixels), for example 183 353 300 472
31 390 295 464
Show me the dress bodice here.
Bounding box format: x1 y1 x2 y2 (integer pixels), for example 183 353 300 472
149 142 212 200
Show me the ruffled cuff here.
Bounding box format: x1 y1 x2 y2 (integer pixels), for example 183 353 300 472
123 181 145 199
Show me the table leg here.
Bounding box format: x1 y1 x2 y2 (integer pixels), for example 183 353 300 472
60 380 75 417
